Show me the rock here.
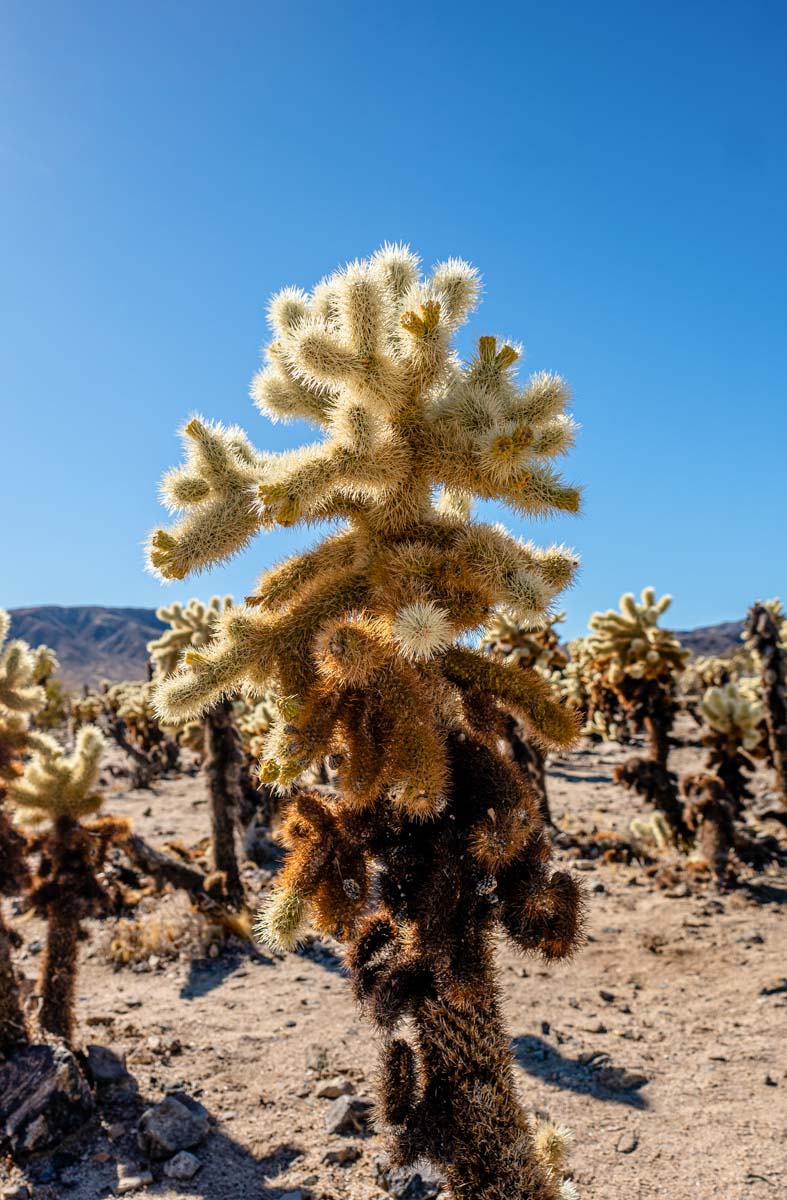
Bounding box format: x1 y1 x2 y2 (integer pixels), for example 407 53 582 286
322 1143 361 1165
117 1163 154 1194
764 1074 778 1087
106 1121 127 1142
324 1094 370 1135
594 1065 648 1092
315 1075 355 1099
0 1043 94 1157
599 990 615 1003
573 860 596 871
759 977 787 996
616 1131 638 1154
374 1153 443 1198
85 1044 130 1086
137 1094 210 1159
736 930 764 945
164 1151 202 1179
663 882 690 898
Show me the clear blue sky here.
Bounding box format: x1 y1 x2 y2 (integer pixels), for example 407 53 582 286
2 1 785 638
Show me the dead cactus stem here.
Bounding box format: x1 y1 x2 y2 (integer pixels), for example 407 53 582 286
203 698 245 908
745 602 787 803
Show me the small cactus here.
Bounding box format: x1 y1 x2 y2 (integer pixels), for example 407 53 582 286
699 682 763 810
8 726 128 1043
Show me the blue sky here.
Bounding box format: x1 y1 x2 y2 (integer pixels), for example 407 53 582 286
2 1 785 638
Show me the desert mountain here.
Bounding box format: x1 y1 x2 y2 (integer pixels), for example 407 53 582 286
8 605 748 692
8 606 166 690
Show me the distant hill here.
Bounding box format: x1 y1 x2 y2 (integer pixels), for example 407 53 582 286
675 620 745 658
8 605 750 692
8 606 166 690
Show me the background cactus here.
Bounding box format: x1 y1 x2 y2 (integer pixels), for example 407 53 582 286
582 589 690 842
148 597 254 909
744 601 787 804
699 682 763 809
7 726 128 1043
147 245 584 1200
0 608 56 1053
481 609 568 823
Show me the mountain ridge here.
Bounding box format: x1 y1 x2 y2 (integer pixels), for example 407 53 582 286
7 605 749 691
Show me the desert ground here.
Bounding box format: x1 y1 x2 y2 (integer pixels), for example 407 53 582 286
2 726 785 1200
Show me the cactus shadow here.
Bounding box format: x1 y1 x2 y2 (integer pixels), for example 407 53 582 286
512 1035 649 1109
180 947 274 1000
741 880 787 906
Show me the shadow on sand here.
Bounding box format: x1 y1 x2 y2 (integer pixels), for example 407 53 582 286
512 1034 650 1110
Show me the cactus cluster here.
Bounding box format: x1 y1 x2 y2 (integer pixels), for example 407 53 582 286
699 682 763 808
147 246 584 1199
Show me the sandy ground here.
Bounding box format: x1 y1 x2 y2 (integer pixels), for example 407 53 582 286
2 727 786 1200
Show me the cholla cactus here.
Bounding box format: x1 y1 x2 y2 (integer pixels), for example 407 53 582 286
481 610 568 823
744 601 787 804
147 246 583 1200
0 609 55 1053
149 596 248 908
100 680 180 786
586 588 688 762
8 727 128 1042
700 683 763 809
563 635 630 743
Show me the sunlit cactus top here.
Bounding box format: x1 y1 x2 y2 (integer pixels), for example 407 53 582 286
147 245 581 814
586 588 688 685
148 595 233 678
7 726 105 826
700 682 762 750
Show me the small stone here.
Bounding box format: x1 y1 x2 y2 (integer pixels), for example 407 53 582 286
323 1144 360 1165
315 1076 355 1099
86 1044 130 1086
117 1163 154 1194
736 930 764 945
759 977 787 996
764 1074 778 1087
573 860 596 871
164 1151 202 1180
591 881 605 894
595 1065 648 1092
324 1094 370 1135
580 1020 607 1034
616 1131 638 1154
599 990 615 1003
137 1093 210 1159
707 1046 728 1061
1 1186 31 1200
664 882 689 898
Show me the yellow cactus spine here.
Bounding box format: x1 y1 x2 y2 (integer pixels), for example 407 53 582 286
147 245 584 1199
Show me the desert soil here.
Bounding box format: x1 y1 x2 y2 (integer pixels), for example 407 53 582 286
2 725 786 1200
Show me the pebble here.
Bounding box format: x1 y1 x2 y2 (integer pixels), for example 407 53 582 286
322 1144 361 1165
315 1076 355 1099
616 1131 638 1154
117 1164 154 1194
164 1151 202 1180
764 1074 778 1087
323 1094 370 1135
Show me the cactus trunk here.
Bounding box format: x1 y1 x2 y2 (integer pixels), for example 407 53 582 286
203 698 244 908
0 911 27 1055
746 604 787 805
39 904 79 1043
507 717 551 825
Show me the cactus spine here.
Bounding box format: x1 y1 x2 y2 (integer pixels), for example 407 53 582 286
148 246 584 1199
